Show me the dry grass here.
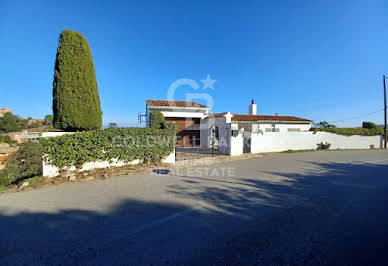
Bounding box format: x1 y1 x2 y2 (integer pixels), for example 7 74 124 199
0 163 163 194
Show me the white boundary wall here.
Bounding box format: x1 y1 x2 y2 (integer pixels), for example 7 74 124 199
41 132 73 138
200 116 243 156
43 150 175 178
40 131 176 177
250 131 382 153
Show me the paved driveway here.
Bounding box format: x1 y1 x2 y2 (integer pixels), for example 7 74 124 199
0 150 388 265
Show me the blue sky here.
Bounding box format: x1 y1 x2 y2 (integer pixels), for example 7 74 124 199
1 0 387 127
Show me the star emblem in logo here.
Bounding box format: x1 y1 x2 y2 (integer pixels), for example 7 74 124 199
200 74 216 90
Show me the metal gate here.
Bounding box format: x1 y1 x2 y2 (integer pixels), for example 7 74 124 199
175 146 221 161
175 125 221 161
243 132 251 153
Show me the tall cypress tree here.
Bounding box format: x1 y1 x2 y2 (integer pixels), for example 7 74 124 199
53 29 102 131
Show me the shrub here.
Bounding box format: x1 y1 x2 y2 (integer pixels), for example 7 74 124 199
318 142 331 150
362 121 379 129
40 126 177 169
0 112 22 133
44 115 54 126
319 127 383 136
316 121 336 128
0 142 42 187
0 135 16 145
0 113 45 132
109 122 117 128
53 29 102 131
149 111 166 129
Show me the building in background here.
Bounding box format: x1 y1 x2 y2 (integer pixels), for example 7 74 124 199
0 108 12 117
5 130 41 143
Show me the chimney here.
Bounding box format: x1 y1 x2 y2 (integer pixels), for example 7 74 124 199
249 99 257 115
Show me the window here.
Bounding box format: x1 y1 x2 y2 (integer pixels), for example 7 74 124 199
265 128 279 132
238 123 251 132
287 128 300 132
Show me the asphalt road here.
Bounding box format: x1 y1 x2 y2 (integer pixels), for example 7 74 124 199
0 150 388 265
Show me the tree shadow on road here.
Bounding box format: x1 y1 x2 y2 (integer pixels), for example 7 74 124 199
0 160 387 265
166 160 388 265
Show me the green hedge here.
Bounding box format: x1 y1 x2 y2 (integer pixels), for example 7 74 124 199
362 121 379 129
0 142 42 187
40 127 176 169
149 111 166 129
319 127 383 136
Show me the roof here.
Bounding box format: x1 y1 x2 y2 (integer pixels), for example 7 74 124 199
206 113 311 123
231 114 311 123
147 100 208 108
204 112 228 119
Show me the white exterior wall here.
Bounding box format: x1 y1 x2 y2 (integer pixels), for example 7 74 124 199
158 111 206 118
250 131 382 153
230 124 244 156
161 150 176 164
41 132 73 137
43 150 175 178
247 123 311 133
43 158 141 178
146 106 209 127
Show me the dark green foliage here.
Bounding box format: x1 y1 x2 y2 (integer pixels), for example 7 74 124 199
316 121 336 128
0 112 22 133
0 112 44 133
0 142 42 187
40 126 177 169
318 142 331 150
53 29 102 131
164 122 178 133
362 121 379 129
44 115 54 126
109 123 117 128
27 119 44 129
0 135 16 145
149 111 166 129
319 127 383 136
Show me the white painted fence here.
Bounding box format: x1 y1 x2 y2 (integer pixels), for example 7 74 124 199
250 131 382 153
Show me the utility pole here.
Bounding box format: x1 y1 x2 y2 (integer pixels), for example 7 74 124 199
384 75 387 149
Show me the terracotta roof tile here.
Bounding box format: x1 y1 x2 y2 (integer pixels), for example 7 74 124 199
204 112 228 119
231 114 311 123
147 100 208 108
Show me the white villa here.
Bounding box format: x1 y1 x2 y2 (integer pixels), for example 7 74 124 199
146 99 312 150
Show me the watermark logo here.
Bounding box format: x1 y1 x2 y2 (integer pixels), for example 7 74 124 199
167 74 216 109
152 166 235 177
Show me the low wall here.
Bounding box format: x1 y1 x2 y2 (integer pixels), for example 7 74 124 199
41 132 73 138
43 150 175 178
250 132 382 153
